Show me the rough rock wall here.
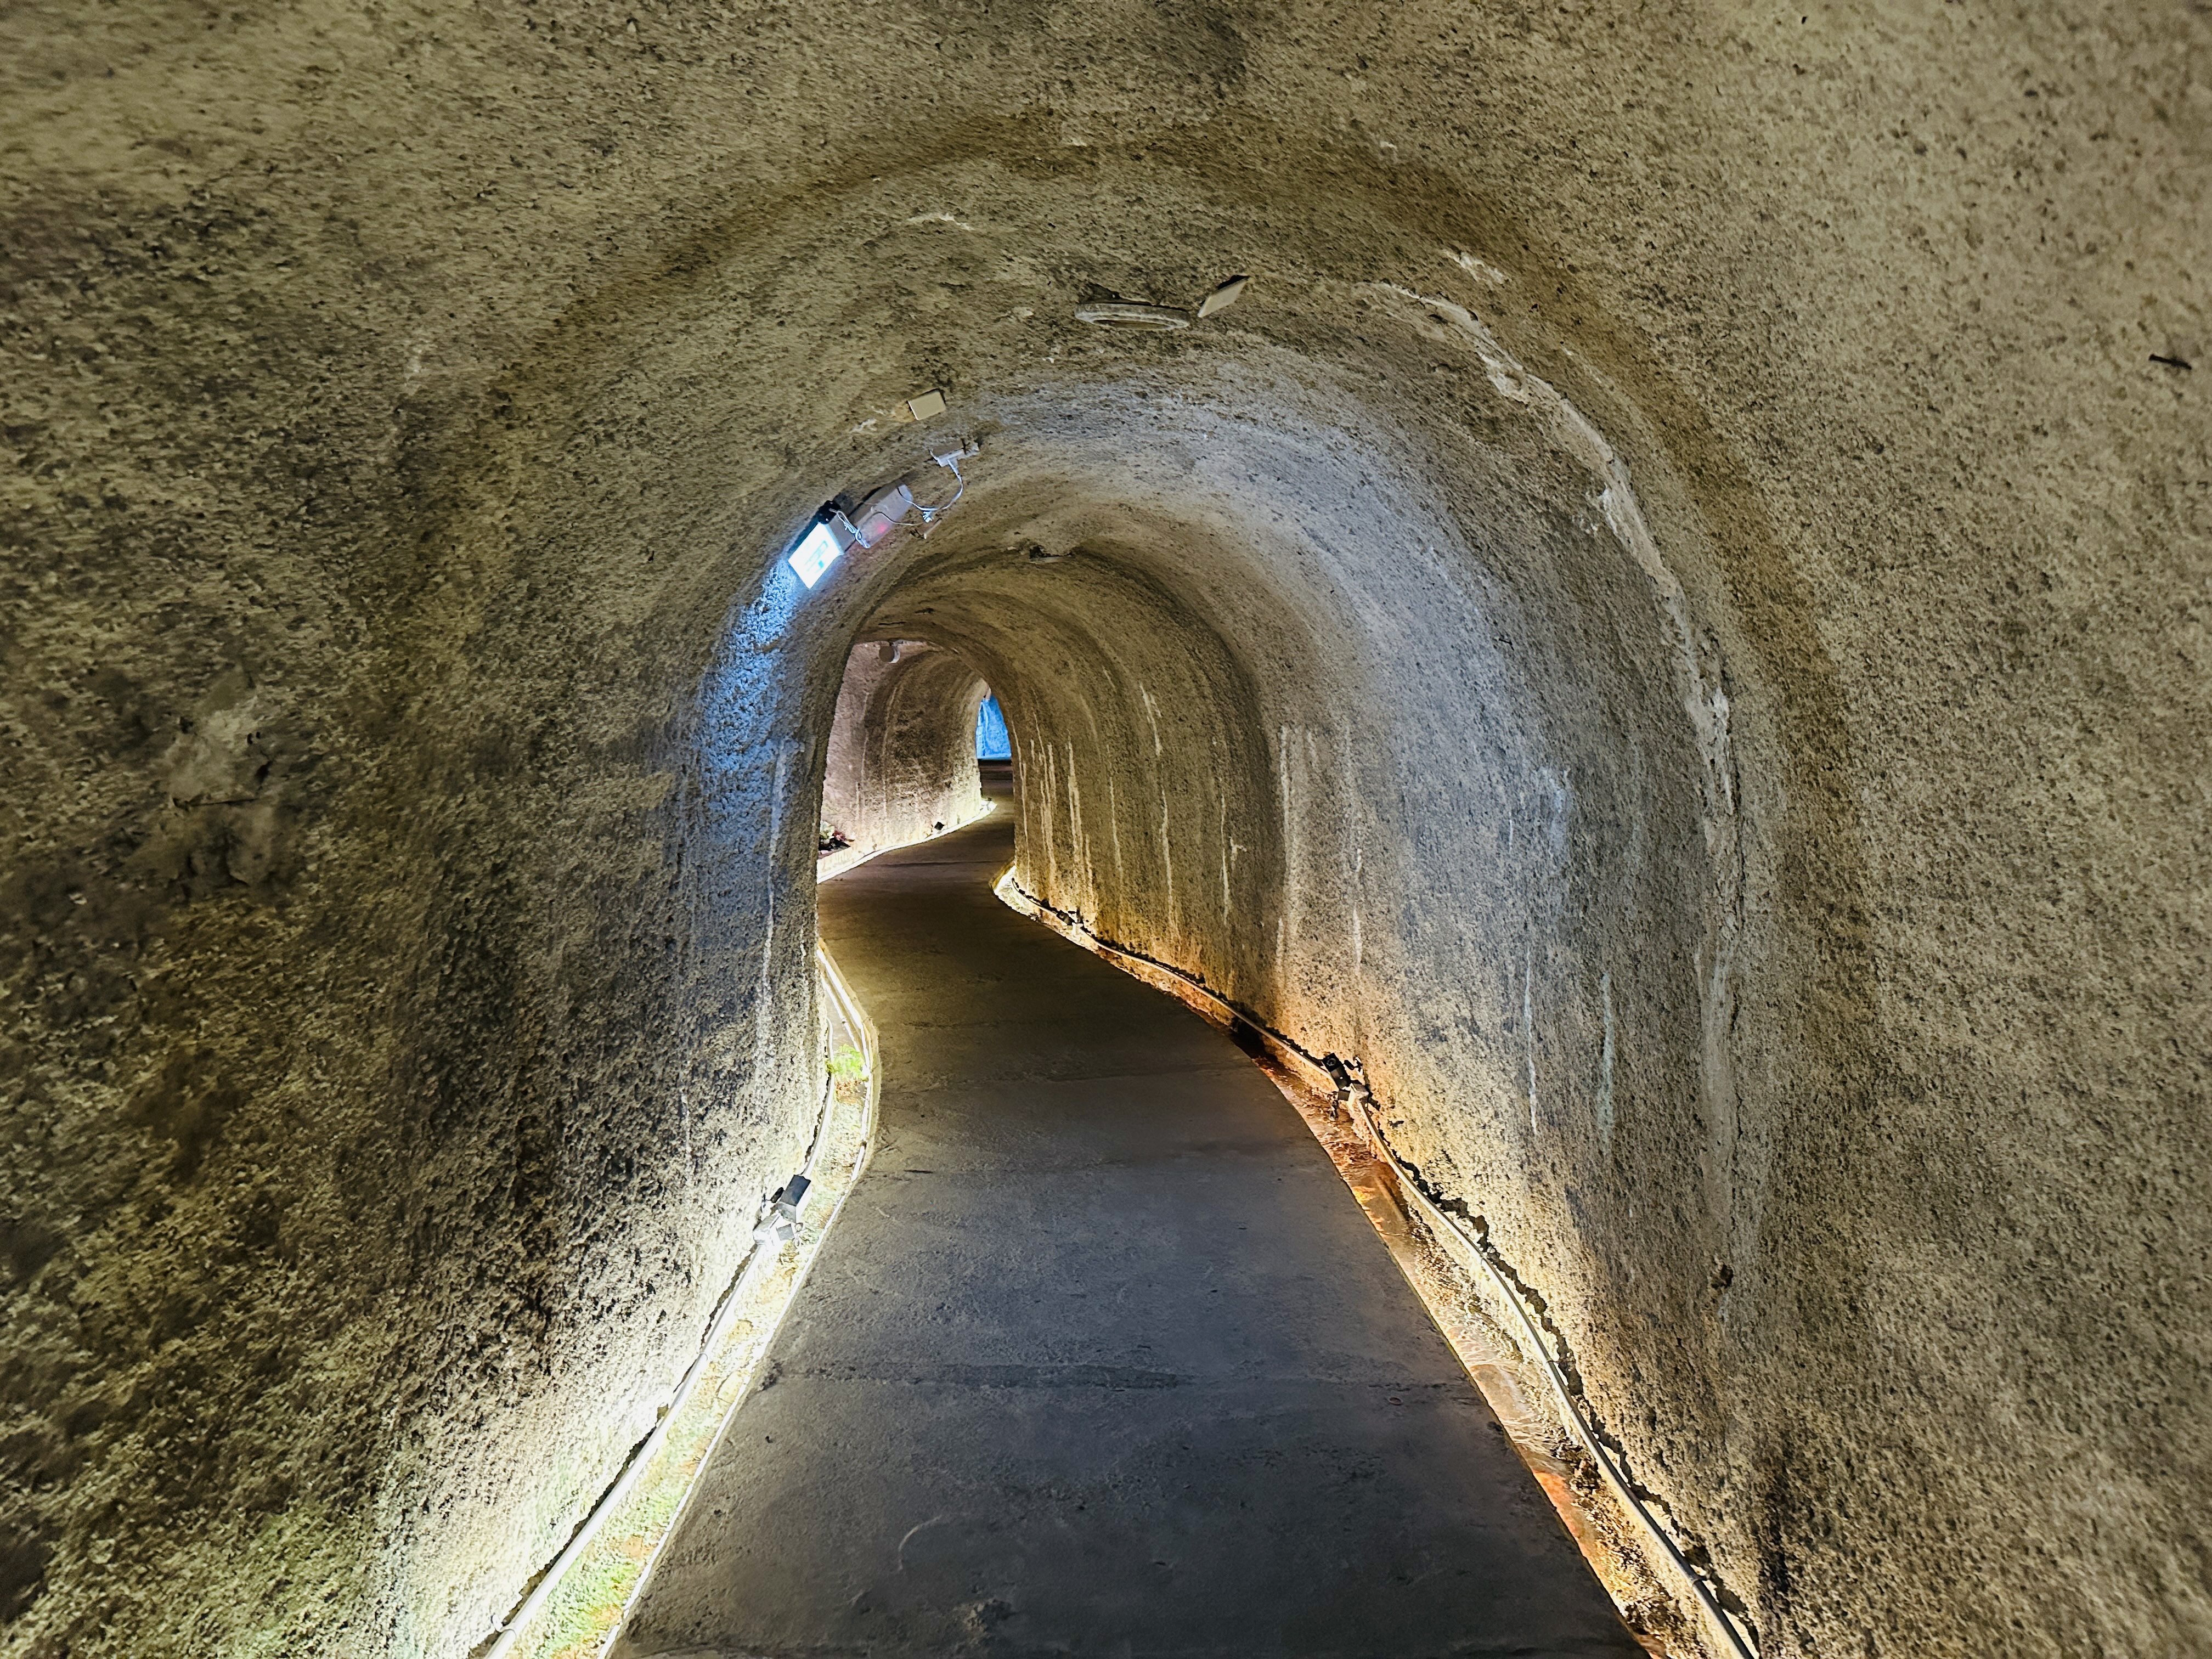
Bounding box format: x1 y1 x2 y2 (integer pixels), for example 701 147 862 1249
1 2 2204 1657
0 13 876 1646
0 278 847 1655
820 641 988 861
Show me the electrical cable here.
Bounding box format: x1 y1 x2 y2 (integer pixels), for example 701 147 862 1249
912 452 967 523
481 953 874 1659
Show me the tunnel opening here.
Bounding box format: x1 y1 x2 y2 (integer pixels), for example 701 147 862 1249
816 636 995 875
975 691 1012 763
713 333 1755 1650
644 272 1772 1650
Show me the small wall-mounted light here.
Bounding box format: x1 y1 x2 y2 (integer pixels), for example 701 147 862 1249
1197 275 1249 318
787 514 857 588
785 483 907 589
753 1173 812 1245
786 439 980 588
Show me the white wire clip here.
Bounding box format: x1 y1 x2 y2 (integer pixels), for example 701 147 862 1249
913 436 979 528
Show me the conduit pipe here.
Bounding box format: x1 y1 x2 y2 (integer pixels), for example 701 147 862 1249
1347 1105 1761 1659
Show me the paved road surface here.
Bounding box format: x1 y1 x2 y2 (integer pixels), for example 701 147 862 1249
614 803 1643 1659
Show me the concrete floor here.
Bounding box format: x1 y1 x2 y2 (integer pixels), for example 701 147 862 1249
614 803 1644 1659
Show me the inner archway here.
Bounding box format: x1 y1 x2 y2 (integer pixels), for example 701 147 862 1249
700 323 1764 1648
819 639 991 867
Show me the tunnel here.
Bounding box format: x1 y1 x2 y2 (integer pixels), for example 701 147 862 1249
2 5 2205 1658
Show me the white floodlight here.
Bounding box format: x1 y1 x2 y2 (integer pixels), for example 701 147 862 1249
788 439 982 587
787 517 855 588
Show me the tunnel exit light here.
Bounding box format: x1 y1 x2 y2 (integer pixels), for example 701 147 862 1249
787 519 850 588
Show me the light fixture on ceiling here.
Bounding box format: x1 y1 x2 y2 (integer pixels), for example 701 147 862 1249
1197 274 1249 317
787 515 856 588
787 488 905 590
784 438 980 588
1072 278 1250 331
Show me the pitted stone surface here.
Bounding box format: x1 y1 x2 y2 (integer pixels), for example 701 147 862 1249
2 4 2205 1657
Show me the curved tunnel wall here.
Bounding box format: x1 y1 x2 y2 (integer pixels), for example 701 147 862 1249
4 7 2204 1659
820 640 989 862
853 365 1742 1618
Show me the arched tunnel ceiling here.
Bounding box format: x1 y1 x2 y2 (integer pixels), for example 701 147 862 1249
2 5 2205 1658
